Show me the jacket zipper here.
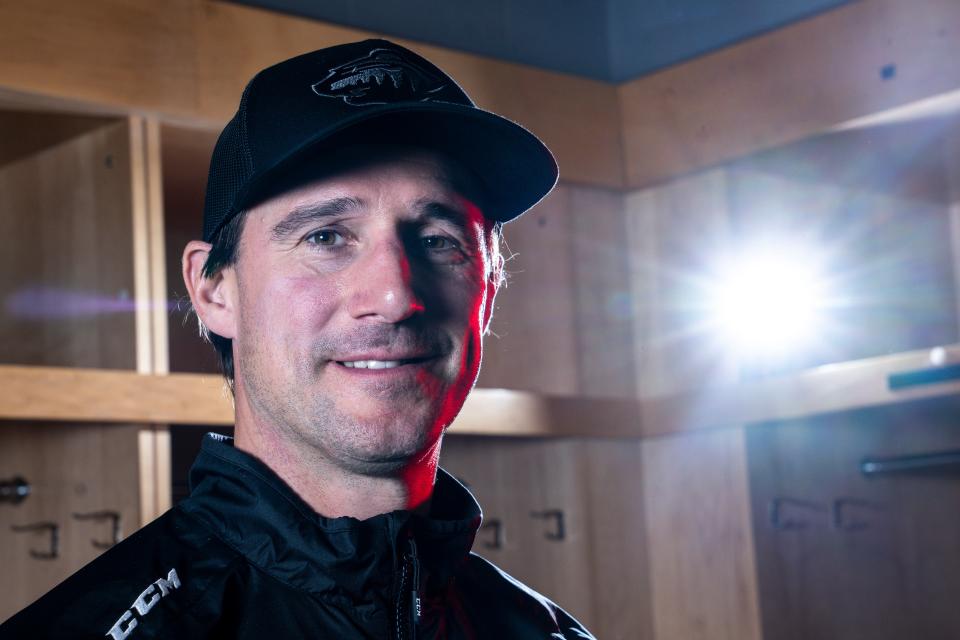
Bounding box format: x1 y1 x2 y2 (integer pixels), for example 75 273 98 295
409 537 421 637
395 536 421 640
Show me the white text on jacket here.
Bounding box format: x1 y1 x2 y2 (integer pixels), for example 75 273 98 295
105 568 181 640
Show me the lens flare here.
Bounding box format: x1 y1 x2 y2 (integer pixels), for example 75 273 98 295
708 249 828 355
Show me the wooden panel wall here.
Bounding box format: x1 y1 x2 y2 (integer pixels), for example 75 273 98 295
0 110 114 167
618 0 960 189
0 118 136 369
440 436 653 640
478 188 579 394
641 428 761 640
477 184 635 397
746 397 960 640
0 423 142 622
160 124 222 375
0 114 172 623
728 167 957 371
623 117 960 394
577 438 653 639
5 1 960 192
625 169 738 398
946 119 960 337
0 0 622 189
0 1 197 117
569 187 636 397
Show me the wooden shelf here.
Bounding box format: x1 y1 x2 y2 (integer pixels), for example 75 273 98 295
4 345 960 437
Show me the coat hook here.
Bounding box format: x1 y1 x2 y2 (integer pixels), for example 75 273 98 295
11 521 59 559
480 519 504 550
768 497 827 531
0 476 30 505
530 509 565 541
832 497 882 532
72 510 123 549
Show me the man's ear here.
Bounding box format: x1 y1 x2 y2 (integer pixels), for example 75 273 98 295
182 240 238 340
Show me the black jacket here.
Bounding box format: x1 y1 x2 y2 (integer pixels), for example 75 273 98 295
1 434 594 639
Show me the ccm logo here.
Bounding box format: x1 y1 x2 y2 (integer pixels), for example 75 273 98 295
106 568 181 640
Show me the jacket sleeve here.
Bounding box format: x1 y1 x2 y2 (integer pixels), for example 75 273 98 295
0 512 219 640
553 604 598 639
0 554 208 640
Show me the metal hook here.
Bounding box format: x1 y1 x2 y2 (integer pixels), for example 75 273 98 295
832 497 882 532
480 519 504 550
530 509 566 541
72 510 122 549
11 521 59 559
768 497 827 531
0 476 30 505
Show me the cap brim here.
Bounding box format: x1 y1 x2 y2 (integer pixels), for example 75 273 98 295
235 102 559 224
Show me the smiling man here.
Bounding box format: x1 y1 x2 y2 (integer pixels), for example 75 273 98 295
0 40 594 639
191 146 497 520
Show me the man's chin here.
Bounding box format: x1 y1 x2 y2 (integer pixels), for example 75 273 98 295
317 408 440 455
327 431 441 477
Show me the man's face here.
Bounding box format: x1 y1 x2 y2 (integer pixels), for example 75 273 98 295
227 147 498 476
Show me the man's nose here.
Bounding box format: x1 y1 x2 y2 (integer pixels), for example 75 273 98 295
346 240 426 323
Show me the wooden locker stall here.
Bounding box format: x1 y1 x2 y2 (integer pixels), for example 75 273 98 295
747 396 960 640
641 428 762 640
0 109 170 619
732 99 960 640
0 113 137 370
727 119 960 375
439 436 653 640
0 424 142 622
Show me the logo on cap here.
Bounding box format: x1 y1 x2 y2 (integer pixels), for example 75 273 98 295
312 48 449 106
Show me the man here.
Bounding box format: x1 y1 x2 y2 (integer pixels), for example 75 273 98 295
0 40 594 639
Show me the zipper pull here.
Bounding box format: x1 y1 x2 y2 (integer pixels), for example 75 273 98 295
409 537 421 629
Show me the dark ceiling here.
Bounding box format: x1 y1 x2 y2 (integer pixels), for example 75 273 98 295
233 0 851 82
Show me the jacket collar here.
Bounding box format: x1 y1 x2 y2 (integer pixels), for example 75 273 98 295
180 433 481 601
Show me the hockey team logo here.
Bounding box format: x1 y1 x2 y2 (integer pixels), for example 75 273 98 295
312 48 449 106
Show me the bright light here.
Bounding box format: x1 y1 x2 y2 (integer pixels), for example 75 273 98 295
708 248 828 355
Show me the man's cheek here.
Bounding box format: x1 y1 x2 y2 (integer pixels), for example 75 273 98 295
285 281 340 330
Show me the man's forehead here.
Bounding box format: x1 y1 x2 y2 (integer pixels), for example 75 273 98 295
253 144 486 215
237 146 489 244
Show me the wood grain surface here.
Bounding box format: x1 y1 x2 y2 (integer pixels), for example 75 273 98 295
747 396 960 640
0 0 622 188
642 427 761 640
618 0 960 189
0 422 142 622
7 342 960 437
0 119 137 370
440 436 653 640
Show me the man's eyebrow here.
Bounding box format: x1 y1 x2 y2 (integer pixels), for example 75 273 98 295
416 200 475 233
270 196 363 240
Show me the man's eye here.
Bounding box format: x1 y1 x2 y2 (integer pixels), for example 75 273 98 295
305 230 343 247
422 235 456 251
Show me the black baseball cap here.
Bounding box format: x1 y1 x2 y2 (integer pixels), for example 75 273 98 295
202 38 559 242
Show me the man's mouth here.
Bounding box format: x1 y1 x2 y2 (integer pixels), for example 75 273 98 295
339 359 403 370
334 356 434 370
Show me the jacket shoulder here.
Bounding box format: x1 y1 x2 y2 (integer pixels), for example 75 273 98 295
0 507 241 639
458 553 596 639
